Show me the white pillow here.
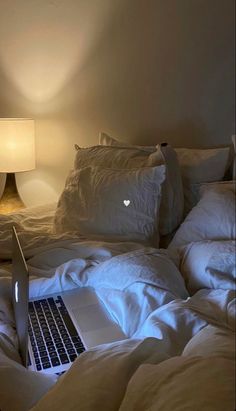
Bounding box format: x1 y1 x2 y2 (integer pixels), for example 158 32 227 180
168 183 236 252
180 240 236 294
54 165 166 245
97 136 184 235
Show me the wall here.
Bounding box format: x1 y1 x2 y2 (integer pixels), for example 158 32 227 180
0 0 235 206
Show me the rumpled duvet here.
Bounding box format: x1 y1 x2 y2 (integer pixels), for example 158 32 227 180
0 207 235 411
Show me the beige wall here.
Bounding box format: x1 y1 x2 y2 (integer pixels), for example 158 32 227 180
0 0 235 206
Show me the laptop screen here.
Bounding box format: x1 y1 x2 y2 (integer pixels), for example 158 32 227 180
12 226 29 367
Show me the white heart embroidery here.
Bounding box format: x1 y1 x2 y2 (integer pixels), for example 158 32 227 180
123 200 130 207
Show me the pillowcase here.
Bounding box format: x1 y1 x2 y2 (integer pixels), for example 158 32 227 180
180 240 236 294
54 164 166 245
175 147 232 214
97 136 184 236
74 144 160 170
99 132 153 150
99 132 125 146
184 180 235 211
168 183 236 252
175 147 231 183
99 132 233 215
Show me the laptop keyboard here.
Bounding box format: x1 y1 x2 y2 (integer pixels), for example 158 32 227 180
28 296 85 371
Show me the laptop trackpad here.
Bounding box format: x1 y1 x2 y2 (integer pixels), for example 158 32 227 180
72 304 113 333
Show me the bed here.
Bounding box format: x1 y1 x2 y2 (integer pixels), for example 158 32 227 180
0 136 235 411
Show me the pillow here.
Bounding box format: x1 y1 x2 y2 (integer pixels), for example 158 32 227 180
74 144 160 170
99 132 152 150
99 132 128 146
175 147 231 183
54 164 166 245
168 183 236 252
74 145 175 237
99 132 233 214
185 180 235 211
175 147 232 214
96 137 184 235
180 240 236 294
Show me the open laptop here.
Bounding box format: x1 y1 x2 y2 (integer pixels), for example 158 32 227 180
12 226 126 375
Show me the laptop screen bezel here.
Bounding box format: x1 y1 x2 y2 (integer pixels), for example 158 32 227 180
12 226 29 367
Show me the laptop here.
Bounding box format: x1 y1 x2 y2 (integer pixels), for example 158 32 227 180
12 226 126 375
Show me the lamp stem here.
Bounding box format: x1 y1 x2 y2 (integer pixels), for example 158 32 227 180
0 173 25 214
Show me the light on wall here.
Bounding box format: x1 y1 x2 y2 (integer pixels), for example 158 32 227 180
0 118 35 214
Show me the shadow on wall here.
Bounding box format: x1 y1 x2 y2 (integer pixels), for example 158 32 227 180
0 0 124 110
134 122 214 148
16 166 61 206
0 66 30 117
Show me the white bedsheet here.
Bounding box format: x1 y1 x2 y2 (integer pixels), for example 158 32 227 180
0 207 235 411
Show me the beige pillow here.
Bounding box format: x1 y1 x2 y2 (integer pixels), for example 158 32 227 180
54 164 166 245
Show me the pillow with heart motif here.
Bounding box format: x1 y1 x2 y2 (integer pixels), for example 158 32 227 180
74 144 173 236
74 143 184 236
54 165 165 245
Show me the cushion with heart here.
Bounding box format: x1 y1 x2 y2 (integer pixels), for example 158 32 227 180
54 164 166 245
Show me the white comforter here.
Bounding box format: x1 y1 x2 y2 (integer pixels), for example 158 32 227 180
0 206 235 411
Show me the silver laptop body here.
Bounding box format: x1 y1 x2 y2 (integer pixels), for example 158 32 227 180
12 226 126 375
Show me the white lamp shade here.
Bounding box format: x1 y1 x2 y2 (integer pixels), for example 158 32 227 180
0 118 35 173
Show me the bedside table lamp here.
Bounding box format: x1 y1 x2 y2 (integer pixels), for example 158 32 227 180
0 118 35 214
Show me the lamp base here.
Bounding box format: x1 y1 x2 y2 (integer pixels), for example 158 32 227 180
0 173 25 214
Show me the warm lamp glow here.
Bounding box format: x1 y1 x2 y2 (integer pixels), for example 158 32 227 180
0 118 35 172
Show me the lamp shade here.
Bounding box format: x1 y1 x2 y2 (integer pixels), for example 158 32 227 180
0 118 35 173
